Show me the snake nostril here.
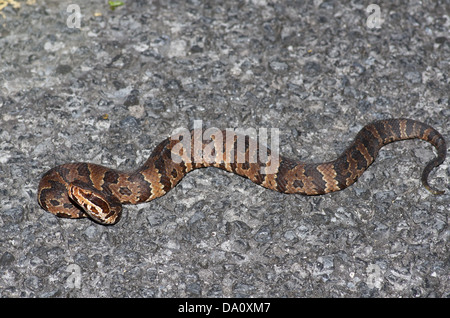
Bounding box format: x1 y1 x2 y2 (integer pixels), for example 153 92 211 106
119 187 132 196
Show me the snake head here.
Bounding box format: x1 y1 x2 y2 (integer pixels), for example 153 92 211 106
68 182 122 225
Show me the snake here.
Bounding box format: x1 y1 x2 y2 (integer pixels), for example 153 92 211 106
37 118 447 225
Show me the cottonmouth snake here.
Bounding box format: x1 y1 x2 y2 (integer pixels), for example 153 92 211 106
37 118 447 225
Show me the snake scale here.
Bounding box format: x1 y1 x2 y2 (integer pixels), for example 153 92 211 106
37 118 447 225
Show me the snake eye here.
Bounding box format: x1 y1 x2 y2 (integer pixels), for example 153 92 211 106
68 183 122 225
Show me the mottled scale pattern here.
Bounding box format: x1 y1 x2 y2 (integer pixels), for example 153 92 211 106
37 118 447 225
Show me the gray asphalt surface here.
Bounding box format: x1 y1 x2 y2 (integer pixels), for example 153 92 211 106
0 0 449 297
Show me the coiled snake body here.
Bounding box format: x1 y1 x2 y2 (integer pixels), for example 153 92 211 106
38 118 447 225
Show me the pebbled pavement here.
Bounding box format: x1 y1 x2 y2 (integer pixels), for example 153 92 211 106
0 0 449 297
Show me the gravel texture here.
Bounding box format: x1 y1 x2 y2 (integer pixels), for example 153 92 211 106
0 0 449 298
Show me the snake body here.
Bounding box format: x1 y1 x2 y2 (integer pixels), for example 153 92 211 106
37 118 447 225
